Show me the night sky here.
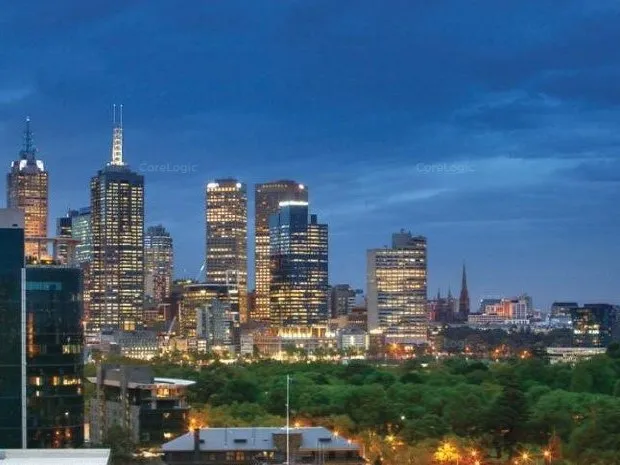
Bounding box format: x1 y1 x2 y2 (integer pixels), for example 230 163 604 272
1 1 619 310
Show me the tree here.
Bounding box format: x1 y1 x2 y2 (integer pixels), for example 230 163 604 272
103 425 136 464
486 378 528 458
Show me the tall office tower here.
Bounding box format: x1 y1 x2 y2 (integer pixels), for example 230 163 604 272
89 106 144 337
56 212 74 264
0 209 25 448
254 181 307 322
26 265 84 448
269 201 328 327
69 207 92 332
458 263 470 322
145 225 174 304
571 304 620 347
7 118 49 260
367 230 428 345
205 179 247 322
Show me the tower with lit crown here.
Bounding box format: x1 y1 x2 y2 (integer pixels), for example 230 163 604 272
254 181 307 322
458 263 470 321
7 118 49 259
88 106 144 339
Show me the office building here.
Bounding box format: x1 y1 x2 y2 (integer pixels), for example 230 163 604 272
367 230 427 345
69 207 92 264
329 284 362 318
551 302 578 318
571 304 620 348
269 201 328 327
163 426 364 465
0 209 26 448
254 181 307 322
7 118 49 260
177 282 238 339
88 365 194 445
89 107 144 337
145 225 174 303
99 329 159 360
26 265 84 448
0 209 84 449
205 179 248 322
56 213 73 264
196 300 237 350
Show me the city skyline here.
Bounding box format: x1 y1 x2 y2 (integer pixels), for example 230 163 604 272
1 1 619 309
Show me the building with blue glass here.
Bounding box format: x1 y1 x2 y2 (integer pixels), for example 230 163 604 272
0 209 26 448
571 304 620 348
269 201 328 327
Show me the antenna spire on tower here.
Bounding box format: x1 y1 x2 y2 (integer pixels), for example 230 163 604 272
110 104 124 166
21 116 35 161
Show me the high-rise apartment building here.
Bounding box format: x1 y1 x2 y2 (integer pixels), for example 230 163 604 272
89 107 144 337
367 230 427 345
7 118 49 260
145 225 173 303
269 201 328 327
205 179 247 322
26 265 84 448
254 181 307 322
0 209 84 449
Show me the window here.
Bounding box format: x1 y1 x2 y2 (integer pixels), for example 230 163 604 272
226 452 235 461
235 452 245 461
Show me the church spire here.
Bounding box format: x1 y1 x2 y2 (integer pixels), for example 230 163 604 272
110 104 124 166
458 262 470 320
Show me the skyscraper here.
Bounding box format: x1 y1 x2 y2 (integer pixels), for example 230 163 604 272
367 230 427 345
458 263 470 321
205 179 247 322
254 181 307 322
55 212 74 265
269 201 328 327
145 225 174 303
89 106 144 337
7 118 49 260
0 209 26 448
70 207 92 265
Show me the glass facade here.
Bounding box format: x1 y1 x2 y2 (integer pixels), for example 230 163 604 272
25 266 84 448
269 202 328 327
571 304 620 348
145 225 174 303
367 232 428 344
0 216 25 448
205 179 248 322
254 181 307 322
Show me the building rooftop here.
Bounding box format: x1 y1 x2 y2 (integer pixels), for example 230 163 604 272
0 449 110 465
163 427 358 453
87 376 195 389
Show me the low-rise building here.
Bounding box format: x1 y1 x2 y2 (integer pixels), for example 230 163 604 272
88 365 194 446
0 449 110 465
163 426 364 465
546 347 607 364
100 330 159 360
337 327 369 353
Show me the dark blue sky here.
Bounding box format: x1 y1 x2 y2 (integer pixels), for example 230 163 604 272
1 1 619 310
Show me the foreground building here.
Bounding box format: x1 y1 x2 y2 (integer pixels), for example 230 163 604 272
367 230 428 345
162 426 364 465
254 181 307 322
571 304 620 347
269 201 328 327
205 179 248 322
0 449 110 465
88 365 194 445
0 209 84 449
89 107 145 337
7 118 49 260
